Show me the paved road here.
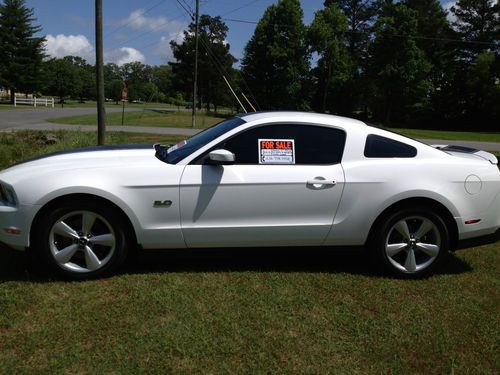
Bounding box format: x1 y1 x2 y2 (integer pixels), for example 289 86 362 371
0 107 197 136
0 107 133 129
1 108 499 151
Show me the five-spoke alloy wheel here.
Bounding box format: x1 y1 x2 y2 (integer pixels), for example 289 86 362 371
375 208 449 277
37 200 130 279
49 211 116 273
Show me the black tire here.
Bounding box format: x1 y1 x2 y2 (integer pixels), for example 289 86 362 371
34 200 130 280
373 207 449 278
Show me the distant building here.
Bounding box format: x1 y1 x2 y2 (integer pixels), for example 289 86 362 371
0 87 10 98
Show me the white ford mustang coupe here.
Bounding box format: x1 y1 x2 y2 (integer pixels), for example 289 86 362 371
0 112 499 279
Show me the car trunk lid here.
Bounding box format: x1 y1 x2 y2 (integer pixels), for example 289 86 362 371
432 145 498 165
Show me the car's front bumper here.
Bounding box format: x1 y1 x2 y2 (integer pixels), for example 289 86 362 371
0 205 33 251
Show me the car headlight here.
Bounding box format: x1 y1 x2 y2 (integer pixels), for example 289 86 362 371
0 182 17 207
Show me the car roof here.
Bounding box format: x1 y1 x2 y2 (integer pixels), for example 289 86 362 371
238 111 367 129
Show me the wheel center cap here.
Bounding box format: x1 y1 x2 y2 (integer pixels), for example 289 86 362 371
409 238 417 247
78 237 88 247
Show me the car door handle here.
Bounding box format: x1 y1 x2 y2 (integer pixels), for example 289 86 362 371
307 179 337 186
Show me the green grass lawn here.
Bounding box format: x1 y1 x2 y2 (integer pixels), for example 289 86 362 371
390 127 500 143
0 104 18 110
0 130 184 169
47 111 500 142
48 110 226 129
0 131 498 373
0 244 498 373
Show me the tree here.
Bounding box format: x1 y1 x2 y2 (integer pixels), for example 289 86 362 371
451 0 499 57
64 56 95 102
465 52 500 126
0 0 45 103
402 0 457 125
104 63 122 82
322 1 380 116
324 1 379 60
104 63 123 103
121 61 153 86
152 65 174 98
106 79 124 104
170 15 236 111
369 3 431 124
241 0 310 110
308 3 352 113
42 58 79 106
449 1 499 129
118 61 156 102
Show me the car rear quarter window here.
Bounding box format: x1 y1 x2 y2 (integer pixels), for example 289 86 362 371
364 134 417 158
218 124 346 165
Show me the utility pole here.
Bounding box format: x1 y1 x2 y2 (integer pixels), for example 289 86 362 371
95 0 106 145
191 0 199 129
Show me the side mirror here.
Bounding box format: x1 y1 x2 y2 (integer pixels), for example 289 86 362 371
206 149 235 165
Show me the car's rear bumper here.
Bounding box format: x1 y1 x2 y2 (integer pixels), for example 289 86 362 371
455 228 500 250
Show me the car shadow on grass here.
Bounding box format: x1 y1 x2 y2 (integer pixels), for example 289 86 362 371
0 245 472 282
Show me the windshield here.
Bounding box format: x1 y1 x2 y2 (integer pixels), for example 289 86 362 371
155 116 245 164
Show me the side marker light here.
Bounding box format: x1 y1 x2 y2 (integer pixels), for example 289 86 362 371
464 219 481 225
3 227 21 235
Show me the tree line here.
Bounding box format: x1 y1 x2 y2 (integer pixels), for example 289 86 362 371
1 0 498 130
239 0 499 130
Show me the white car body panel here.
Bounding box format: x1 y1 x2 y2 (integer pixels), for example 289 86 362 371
0 149 186 249
0 112 499 254
180 164 345 247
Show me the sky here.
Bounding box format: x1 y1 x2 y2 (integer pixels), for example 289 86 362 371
24 0 459 67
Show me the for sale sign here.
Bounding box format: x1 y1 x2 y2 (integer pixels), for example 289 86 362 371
258 139 295 164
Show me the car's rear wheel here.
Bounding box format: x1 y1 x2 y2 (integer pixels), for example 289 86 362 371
375 208 449 278
36 201 129 279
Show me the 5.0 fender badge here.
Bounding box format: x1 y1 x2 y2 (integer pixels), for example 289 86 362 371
154 200 172 207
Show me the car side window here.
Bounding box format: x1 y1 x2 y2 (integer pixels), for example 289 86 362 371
364 134 417 158
209 124 346 165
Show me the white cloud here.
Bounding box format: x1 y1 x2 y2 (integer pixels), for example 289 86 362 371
70 16 91 28
44 34 94 61
106 47 145 66
43 33 145 66
443 1 457 23
154 31 184 62
122 9 184 32
443 0 498 24
114 9 187 64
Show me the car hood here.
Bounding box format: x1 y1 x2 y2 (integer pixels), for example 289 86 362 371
0 144 162 185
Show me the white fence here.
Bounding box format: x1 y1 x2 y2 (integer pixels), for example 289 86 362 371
14 96 54 108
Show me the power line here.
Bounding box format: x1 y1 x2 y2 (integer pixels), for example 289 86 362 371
104 0 169 39
108 15 187 60
196 31 260 110
197 35 249 111
174 0 261 110
224 18 257 25
175 0 195 20
180 0 194 14
222 0 265 17
224 18 498 46
105 10 186 54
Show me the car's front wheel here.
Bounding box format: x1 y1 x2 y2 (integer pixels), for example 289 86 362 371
36 201 130 279
375 208 449 278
